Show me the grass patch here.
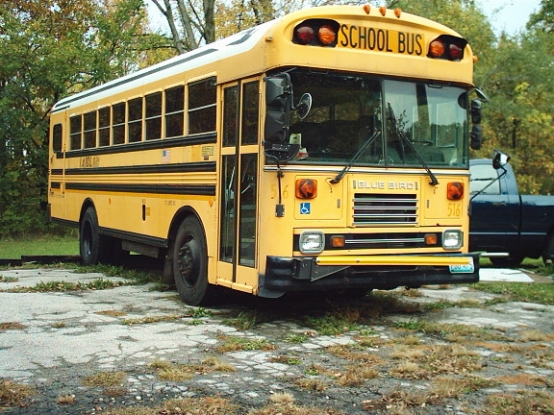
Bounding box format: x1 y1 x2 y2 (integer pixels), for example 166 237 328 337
215 334 275 353
471 281 554 305
0 234 79 258
483 390 554 415
82 371 126 387
150 357 236 381
5 278 124 293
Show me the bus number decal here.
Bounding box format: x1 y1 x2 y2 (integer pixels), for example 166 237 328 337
338 24 423 56
80 156 100 168
447 202 462 217
271 184 289 199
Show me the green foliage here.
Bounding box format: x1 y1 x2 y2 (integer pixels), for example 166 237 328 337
471 282 554 305
0 0 167 237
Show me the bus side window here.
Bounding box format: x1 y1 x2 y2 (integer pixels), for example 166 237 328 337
70 115 82 150
52 123 63 153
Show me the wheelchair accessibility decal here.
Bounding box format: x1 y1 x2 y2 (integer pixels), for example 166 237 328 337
300 202 311 215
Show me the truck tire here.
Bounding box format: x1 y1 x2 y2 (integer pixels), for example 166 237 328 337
543 235 554 265
172 216 215 306
489 254 524 268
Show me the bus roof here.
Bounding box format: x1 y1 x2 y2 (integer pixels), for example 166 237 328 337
52 5 471 113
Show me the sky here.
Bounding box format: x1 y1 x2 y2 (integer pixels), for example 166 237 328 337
147 0 544 36
478 0 542 34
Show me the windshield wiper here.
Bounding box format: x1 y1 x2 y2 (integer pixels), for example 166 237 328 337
388 104 439 186
330 131 381 184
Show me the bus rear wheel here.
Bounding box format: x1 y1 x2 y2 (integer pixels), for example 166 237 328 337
80 207 112 265
172 216 213 306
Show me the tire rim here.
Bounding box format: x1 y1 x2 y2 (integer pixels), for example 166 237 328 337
177 237 199 287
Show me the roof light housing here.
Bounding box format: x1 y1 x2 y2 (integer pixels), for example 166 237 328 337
293 19 339 47
428 35 468 61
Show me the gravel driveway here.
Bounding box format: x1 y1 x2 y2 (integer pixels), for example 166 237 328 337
1 267 553 415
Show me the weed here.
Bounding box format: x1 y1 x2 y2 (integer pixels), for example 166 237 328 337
0 379 34 408
150 357 235 382
122 314 185 325
150 361 194 382
270 355 302 365
215 335 275 352
335 365 379 386
483 390 554 415
284 333 307 343
191 307 212 318
82 371 126 387
0 275 18 282
56 394 76 405
292 377 328 391
304 312 360 335
0 322 26 331
222 311 257 330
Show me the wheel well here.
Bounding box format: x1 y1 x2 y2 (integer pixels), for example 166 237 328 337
167 207 204 244
79 199 96 225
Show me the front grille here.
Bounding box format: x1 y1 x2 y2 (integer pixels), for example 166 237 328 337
352 193 418 226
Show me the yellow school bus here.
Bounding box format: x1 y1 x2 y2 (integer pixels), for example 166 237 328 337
48 5 484 305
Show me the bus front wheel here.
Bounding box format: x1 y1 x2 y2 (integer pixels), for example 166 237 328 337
172 216 213 306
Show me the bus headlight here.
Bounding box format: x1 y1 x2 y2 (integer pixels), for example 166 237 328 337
299 231 325 254
442 230 463 250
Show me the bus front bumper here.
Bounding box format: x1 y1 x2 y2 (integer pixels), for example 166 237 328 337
259 253 480 298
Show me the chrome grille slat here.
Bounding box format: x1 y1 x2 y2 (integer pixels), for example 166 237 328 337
353 193 418 227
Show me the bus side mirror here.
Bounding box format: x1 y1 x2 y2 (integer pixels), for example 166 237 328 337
492 149 510 170
470 99 482 150
264 74 293 144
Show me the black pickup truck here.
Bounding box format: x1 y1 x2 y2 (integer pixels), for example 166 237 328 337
469 155 554 267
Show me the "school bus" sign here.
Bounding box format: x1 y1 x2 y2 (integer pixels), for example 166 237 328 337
338 24 424 56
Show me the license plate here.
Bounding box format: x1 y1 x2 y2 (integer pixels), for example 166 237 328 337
449 258 475 274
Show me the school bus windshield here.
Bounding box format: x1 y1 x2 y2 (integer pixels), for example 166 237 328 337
288 70 469 168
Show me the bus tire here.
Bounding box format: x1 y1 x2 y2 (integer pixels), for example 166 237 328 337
80 207 111 265
172 216 213 306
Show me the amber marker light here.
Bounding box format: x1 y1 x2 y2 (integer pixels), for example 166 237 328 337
379 6 387 16
394 8 401 18
331 235 345 248
318 25 336 45
296 178 318 199
447 182 464 200
425 234 438 246
363 3 371 14
429 40 445 58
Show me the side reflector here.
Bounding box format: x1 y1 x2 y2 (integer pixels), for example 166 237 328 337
447 182 464 200
296 179 317 199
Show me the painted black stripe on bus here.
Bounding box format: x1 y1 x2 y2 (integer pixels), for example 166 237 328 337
57 132 216 159
51 48 218 113
65 183 216 196
63 161 216 176
51 169 63 176
51 182 61 189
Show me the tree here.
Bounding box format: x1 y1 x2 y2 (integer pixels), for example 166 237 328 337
0 0 161 236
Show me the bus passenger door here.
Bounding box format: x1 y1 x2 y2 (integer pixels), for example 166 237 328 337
218 79 260 293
